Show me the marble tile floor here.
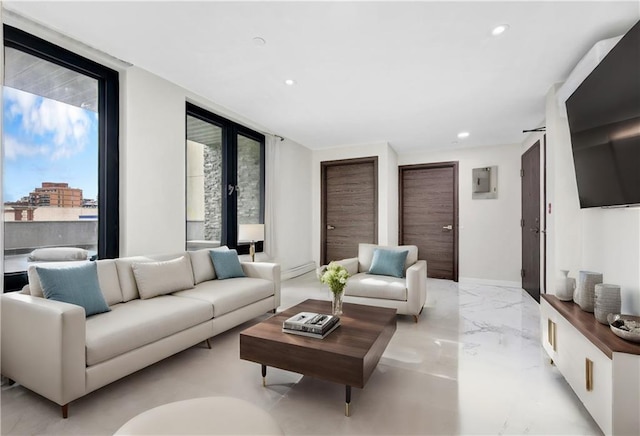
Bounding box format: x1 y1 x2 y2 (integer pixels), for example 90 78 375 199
1 273 602 435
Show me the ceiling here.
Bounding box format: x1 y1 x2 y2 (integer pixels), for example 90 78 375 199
4 1 639 153
4 46 98 112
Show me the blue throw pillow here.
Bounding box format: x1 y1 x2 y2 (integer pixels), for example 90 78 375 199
36 262 110 317
209 249 246 279
368 249 409 278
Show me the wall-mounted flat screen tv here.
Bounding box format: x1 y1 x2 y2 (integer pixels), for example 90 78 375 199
566 20 640 208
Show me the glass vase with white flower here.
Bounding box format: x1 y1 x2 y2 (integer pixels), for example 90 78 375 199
318 262 350 316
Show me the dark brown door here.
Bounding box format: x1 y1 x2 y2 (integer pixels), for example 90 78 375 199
522 142 541 302
399 162 458 281
321 157 378 264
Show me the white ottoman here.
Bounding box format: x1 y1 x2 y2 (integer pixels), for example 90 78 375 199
114 396 283 435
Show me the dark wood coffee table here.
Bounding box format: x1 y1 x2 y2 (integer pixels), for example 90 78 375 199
240 299 396 416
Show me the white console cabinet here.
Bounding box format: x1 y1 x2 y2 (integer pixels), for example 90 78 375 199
541 295 640 436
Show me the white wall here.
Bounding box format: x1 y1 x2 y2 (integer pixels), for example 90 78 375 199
399 143 523 286
119 67 315 273
271 139 313 273
581 208 640 313
546 85 640 314
384 145 399 246
186 139 204 222
10 12 637 297
0 16 315 275
311 142 398 266
545 84 583 290
120 67 186 256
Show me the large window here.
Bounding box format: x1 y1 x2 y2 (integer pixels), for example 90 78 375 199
2 25 119 291
186 103 265 254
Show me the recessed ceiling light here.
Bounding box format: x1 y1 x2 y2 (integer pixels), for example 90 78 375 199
252 37 266 46
457 131 470 139
491 24 510 36
284 79 296 86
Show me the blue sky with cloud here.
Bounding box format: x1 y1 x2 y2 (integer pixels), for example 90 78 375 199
3 86 98 202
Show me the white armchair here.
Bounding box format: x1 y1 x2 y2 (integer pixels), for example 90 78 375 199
335 243 427 322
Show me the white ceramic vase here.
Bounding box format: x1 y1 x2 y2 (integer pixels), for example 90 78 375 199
555 270 576 301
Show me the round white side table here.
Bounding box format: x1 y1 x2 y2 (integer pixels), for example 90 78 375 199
114 396 283 435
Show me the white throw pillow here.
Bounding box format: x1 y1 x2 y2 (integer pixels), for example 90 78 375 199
28 247 88 261
189 247 228 284
115 256 154 301
131 256 195 299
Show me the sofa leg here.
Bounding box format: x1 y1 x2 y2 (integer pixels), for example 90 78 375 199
61 404 69 419
412 306 425 323
205 338 212 349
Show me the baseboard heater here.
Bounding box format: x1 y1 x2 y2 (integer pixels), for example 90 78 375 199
281 261 317 281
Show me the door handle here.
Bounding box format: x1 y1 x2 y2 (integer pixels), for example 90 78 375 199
529 227 540 234
442 225 453 231
327 225 336 230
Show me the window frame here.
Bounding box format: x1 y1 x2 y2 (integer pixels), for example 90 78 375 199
3 25 119 290
185 102 265 255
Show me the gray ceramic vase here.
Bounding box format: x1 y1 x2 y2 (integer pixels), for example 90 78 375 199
594 284 621 324
574 271 603 312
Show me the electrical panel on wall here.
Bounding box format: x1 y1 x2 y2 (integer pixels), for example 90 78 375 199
472 166 498 199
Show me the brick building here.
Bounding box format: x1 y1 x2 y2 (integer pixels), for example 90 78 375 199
29 182 83 208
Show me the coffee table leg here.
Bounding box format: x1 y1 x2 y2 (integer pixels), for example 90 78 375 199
262 365 267 387
345 385 351 417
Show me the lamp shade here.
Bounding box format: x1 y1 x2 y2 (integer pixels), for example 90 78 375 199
238 224 264 242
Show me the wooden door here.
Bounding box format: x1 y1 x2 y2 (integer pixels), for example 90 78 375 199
399 162 458 281
321 157 378 264
522 142 541 302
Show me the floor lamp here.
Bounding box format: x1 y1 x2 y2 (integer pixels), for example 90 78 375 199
238 224 264 262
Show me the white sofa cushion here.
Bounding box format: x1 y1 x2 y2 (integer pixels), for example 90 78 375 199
95 260 124 306
334 258 359 276
115 257 153 302
344 272 407 301
358 243 418 274
132 256 195 299
173 277 274 317
26 260 123 305
27 261 88 297
85 295 213 366
189 249 219 284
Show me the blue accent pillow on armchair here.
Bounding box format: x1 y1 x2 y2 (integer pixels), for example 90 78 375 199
368 249 409 278
36 262 110 317
209 249 246 279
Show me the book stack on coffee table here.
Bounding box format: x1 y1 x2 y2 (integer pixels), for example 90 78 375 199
282 312 340 339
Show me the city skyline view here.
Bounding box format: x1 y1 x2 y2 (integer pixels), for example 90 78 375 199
2 86 99 203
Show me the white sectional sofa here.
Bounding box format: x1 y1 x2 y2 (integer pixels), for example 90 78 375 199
0 249 280 418
336 243 427 322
